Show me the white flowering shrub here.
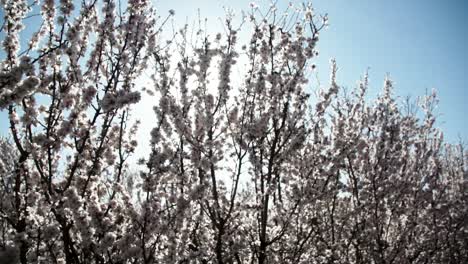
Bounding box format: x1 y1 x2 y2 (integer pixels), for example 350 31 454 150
0 1 466 264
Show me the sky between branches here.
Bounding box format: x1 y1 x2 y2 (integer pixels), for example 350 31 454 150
155 0 468 140
1 0 467 146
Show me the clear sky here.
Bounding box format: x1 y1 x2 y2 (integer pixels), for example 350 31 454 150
1 0 467 143
155 0 468 142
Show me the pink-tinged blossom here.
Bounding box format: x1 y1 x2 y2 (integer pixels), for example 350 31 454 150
101 90 141 111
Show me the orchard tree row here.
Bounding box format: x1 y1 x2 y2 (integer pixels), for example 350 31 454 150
0 0 466 263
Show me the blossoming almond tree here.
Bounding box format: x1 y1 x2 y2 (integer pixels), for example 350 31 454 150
0 0 160 263
0 1 466 264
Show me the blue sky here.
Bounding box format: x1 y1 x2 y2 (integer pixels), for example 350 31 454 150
1 0 467 142
156 0 468 142
310 0 468 143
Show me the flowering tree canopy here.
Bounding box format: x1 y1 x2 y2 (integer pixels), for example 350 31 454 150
0 1 466 263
